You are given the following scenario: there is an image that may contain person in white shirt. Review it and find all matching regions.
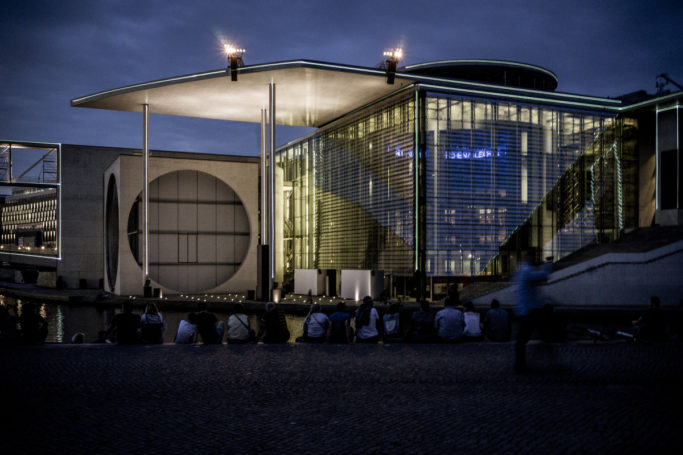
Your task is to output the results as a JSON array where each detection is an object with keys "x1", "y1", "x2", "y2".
[
  {"x1": 462, "y1": 301, "x2": 483, "y2": 341},
  {"x1": 227, "y1": 303, "x2": 252, "y2": 344},
  {"x1": 356, "y1": 296, "x2": 382, "y2": 343},
  {"x1": 301, "y1": 304, "x2": 329, "y2": 342}
]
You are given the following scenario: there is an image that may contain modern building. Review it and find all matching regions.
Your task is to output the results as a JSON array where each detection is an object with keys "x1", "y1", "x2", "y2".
[
  {"x1": 3, "y1": 57, "x2": 681, "y2": 302},
  {"x1": 0, "y1": 142, "x2": 259, "y2": 296}
]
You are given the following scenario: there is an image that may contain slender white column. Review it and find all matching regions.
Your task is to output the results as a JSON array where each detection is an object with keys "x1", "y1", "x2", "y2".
[
  {"x1": 260, "y1": 109, "x2": 267, "y2": 243},
  {"x1": 268, "y1": 82, "x2": 276, "y2": 295},
  {"x1": 142, "y1": 104, "x2": 149, "y2": 282}
]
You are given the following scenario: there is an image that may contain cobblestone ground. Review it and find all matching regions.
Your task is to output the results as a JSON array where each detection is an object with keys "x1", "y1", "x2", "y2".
[{"x1": 1, "y1": 342, "x2": 682, "y2": 455}]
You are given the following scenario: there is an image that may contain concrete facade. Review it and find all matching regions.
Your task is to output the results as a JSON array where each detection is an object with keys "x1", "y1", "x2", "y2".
[
  {"x1": 105, "y1": 152, "x2": 259, "y2": 296},
  {"x1": 472, "y1": 240, "x2": 683, "y2": 308}
]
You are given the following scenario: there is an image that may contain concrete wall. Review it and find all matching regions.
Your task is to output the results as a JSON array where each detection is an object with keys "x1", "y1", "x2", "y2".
[
  {"x1": 57, "y1": 145, "x2": 125, "y2": 289},
  {"x1": 109, "y1": 154, "x2": 259, "y2": 296},
  {"x1": 473, "y1": 240, "x2": 683, "y2": 308}
]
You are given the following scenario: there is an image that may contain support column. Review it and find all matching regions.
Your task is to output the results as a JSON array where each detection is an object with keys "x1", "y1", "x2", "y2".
[
  {"x1": 142, "y1": 104, "x2": 150, "y2": 287},
  {"x1": 261, "y1": 109, "x2": 267, "y2": 243},
  {"x1": 268, "y1": 82, "x2": 276, "y2": 297},
  {"x1": 257, "y1": 109, "x2": 270, "y2": 301}
]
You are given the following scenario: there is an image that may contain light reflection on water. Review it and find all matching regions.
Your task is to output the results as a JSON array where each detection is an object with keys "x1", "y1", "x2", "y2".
[{"x1": 0, "y1": 295, "x2": 305, "y2": 344}]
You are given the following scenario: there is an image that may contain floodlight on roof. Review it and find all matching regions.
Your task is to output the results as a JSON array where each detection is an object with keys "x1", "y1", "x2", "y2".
[
  {"x1": 224, "y1": 44, "x2": 245, "y2": 81},
  {"x1": 383, "y1": 48, "x2": 402, "y2": 84}
]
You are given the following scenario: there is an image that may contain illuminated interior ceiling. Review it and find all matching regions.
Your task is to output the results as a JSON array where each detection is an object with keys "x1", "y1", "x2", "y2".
[{"x1": 71, "y1": 60, "x2": 414, "y2": 127}]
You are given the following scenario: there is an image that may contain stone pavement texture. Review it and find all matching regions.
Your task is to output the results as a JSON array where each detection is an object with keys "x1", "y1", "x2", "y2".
[{"x1": 1, "y1": 342, "x2": 682, "y2": 455}]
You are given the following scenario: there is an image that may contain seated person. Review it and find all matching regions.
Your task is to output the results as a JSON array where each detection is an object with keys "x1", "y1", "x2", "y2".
[
  {"x1": 408, "y1": 300, "x2": 436, "y2": 342},
  {"x1": 435, "y1": 296, "x2": 464, "y2": 342},
  {"x1": 327, "y1": 302, "x2": 352, "y2": 343},
  {"x1": 355, "y1": 296, "x2": 382, "y2": 343},
  {"x1": 462, "y1": 301, "x2": 483, "y2": 341},
  {"x1": 105, "y1": 301, "x2": 140, "y2": 345},
  {"x1": 300, "y1": 303, "x2": 329, "y2": 342},
  {"x1": 482, "y1": 299, "x2": 511, "y2": 342},
  {"x1": 140, "y1": 303, "x2": 166, "y2": 344},
  {"x1": 383, "y1": 302, "x2": 404, "y2": 342},
  {"x1": 258, "y1": 303, "x2": 290, "y2": 343},
  {"x1": 227, "y1": 303, "x2": 252, "y2": 344},
  {"x1": 195, "y1": 302, "x2": 224, "y2": 344},
  {"x1": 174, "y1": 312, "x2": 198, "y2": 344}
]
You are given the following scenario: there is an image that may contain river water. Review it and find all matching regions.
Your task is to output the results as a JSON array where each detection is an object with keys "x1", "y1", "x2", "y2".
[{"x1": 0, "y1": 294, "x2": 306, "y2": 343}]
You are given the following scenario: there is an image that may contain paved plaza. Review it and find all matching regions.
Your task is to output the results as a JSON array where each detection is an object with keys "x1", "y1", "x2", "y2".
[{"x1": 2, "y1": 341, "x2": 682, "y2": 454}]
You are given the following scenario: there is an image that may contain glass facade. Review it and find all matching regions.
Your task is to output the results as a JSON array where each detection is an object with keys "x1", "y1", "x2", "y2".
[
  {"x1": 278, "y1": 92, "x2": 416, "y2": 281},
  {"x1": 424, "y1": 92, "x2": 637, "y2": 276},
  {"x1": 278, "y1": 87, "x2": 638, "y2": 282}
]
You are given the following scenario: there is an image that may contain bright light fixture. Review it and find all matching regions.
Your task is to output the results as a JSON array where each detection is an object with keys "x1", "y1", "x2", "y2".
[
  {"x1": 383, "y1": 48, "x2": 403, "y2": 60},
  {"x1": 223, "y1": 44, "x2": 245, "y2": 57}
]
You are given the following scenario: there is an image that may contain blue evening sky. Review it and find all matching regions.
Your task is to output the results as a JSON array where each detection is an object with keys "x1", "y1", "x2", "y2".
[{"x1": 1, "y1": 0, "x2": 682, "y2": 156}]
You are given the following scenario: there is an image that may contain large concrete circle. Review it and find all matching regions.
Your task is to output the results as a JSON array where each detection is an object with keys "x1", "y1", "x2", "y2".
[{"x1": 127, "y1": 170, "x2": 250, "y2": 293}]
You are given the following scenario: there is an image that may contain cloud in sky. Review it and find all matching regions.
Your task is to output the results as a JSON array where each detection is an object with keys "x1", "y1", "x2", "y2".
[{"x1": 1, "y1": 0, "x2": 682, "y2": 155}]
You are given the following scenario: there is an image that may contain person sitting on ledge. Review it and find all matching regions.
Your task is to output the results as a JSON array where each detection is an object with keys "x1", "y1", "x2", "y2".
[
  {"x1": 105, "y1": 301, "x2": 140, "y2": 345},
  {"x1": 140, "y1": 303, "x2": 166, "y2": 344},
  {"x1": 462, "y1": 301, "x2": 483, "y2": 341},
  {"x1": 383, "y1": 301, "x2": 404, "y2": 342},
  {"x1": 355, "y1": 296, "x2": 382, "y2": 343},
  {"x1": 435, "y1": 296, "x2": 465, "y2": 342},
  {"x1": 258, "y1": 302, "x2": 290, "y2": 343},
  {"x1": 299, "y1": 303, "x2": 329, "y2": 343},
  {"x1": 482, "y1": 299, "x2": 511, "y2": 342},
  {"x1": 407, "y1": 300, "x2": 436, "y2": 342},
  {"x1": 327, "y1": 302, "x2": 352, "y2": 344},
  {"x1": 174, "y1": 312, "x2": 198, "y2": 344},
  {"x1": 195, "y1": 302, "x2": 224, "y2": 344},
  {"x1": 227, "y1": 303, "x2": 252, "y2": 344}
]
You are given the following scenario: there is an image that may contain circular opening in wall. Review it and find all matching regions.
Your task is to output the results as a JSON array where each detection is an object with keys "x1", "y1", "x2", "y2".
[
  {"x1": 105, "y1": 175, "x2": 119, "y2": 290},
  {"x1": 127, "y1": 170, "x2": 251, "y2": 294}
]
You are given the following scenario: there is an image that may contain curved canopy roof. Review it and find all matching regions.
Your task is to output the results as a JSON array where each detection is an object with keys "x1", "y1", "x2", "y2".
[
  {"x1": 71, "y1": 60, "x2": 414, "y2": 128},
  {"x1": 72, "y1": 59, "x2": 622, "y2": 126}
]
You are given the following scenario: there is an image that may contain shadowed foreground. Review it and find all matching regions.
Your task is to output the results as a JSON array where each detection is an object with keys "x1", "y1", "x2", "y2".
[{"x1": 1, "y1": 342, "x2": 682, "y2": 454}]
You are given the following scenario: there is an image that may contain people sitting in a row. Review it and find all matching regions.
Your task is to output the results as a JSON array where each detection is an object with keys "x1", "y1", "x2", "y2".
[
  {"x1": 101, "y1": 297, "x2": 514, "y2": 345},
  {"x1": 175, "y1": 303, "x2": 255, "y2": 344}
]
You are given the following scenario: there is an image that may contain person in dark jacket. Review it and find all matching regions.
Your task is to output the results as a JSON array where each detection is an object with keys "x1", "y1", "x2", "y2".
[{"x1": 258, "y1": 303, "x2": 290, "y2": 343}]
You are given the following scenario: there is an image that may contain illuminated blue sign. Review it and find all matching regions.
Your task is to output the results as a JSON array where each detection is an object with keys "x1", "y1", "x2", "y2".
[{"x1": 444, "y1": 147, "x2": 506, "y2": 160}]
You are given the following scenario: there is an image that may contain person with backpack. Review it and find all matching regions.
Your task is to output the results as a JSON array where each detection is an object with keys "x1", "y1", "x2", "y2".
[
  {"x1": 355, "y1": 296, "x2": 382, "y2": 343},
  {"x1": 140, "y1": 303, "x2": 166, "y2": 344},
  {"x1": 300, "y1": 303, "x2": 329, "y2": 343},
  {"x1": 227, "y1": 303, "x2": 253, "y2": 344}
]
